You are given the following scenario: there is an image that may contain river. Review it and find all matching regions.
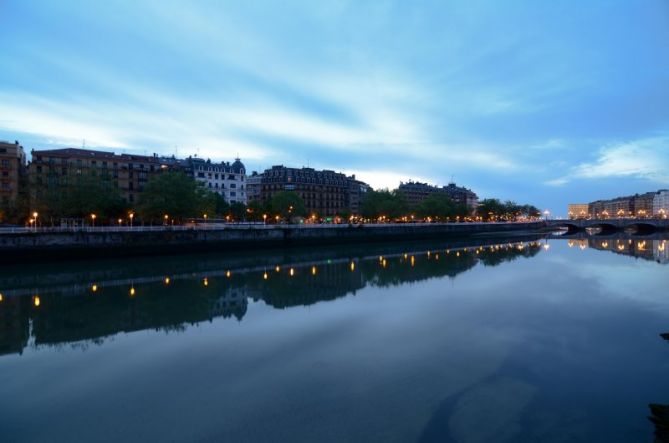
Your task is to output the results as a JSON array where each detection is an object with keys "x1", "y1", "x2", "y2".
[{"x1": 1, "y1": 234, "x2": 668, "y2": 442}]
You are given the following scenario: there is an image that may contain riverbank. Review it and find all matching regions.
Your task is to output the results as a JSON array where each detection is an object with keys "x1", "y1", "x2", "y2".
[{"x1": 0, "y1": 221, "x2": 547, "y2": 262}]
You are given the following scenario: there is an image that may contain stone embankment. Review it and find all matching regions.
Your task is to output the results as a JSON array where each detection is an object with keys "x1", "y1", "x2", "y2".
[{"x1": 0, "y1": 221, "x2": 547, "y2": 261}]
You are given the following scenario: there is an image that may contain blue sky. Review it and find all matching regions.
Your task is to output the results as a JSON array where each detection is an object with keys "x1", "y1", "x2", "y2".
[{"x1": 1, "y1": 0, "x2": 668, "y2": 215}]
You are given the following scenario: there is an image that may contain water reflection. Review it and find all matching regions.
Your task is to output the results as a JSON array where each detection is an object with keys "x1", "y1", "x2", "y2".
[
  {"x1": 566, "y1": 237, "x2": 669, "y2": 263},
  {"x1": 1, "y1": 234, "x2": 669, "y2": 442},
  {"x1": 0, "y1": 237, "x2": 544, "y2": 357}
]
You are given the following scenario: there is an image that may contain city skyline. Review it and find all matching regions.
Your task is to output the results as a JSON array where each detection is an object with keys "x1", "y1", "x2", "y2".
[{"x1": 1, "y1": 1, "x2": 668, "y2": 215}]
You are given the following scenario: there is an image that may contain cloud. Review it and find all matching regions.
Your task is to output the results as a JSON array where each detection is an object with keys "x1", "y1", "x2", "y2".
[{"x1": 545, "y1": 136, "x2": 669, "y2": 186}]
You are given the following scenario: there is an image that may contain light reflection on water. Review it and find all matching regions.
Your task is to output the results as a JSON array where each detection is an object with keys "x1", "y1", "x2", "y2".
[{"x1": 0, "y1": 234, "x2": 668, "y2": 443}]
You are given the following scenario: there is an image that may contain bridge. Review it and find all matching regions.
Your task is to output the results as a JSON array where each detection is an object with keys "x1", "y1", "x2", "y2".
[{"x1": 547, "y1": 218, "x2": 669, "y2": 234}]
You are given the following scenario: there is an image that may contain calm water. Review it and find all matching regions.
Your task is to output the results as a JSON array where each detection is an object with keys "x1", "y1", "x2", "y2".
[{"x1": 1, "y1": 234, "x2": 668, "y2": 443}]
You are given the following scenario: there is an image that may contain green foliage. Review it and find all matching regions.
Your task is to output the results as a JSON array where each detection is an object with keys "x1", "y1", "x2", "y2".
[
  {"x1": 361, "y1": 189, "x2": 408, "y2": 219},
  {"x1": 228, "y1": 202, "x2": 248, "y2": 220},
  {"x1": 268, "y1": 191, "x2": 306, "y2": 220},
  {"x1": 137, "y1": 171, "x2": 209, "y2": 222},
  {"x1": 417, "y1": 194, "x2": 457, "y2": 219},
  {"x1": 477, "y1": 198, "x2": 541, "y2": 221},
  {"x1": 32, "y1": 171, "x2": 127, "y2": 222}
]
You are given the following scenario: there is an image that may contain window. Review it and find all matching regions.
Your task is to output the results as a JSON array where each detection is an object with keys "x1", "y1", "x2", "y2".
[
  {"x1": 215, "y1": 173, "x2": 219, "y2": 180},
  {"x1": 228, "y1": 174, "x2": 235, "y2": 179},
  {"x1": 197, "y1": 172, "x2": 205, "y2": 178},
  {"x1": 230, "y1": 183, "x2": 236, "y2": 188},
  {"x1": 1, "y1": 160, "x2": 9, "y2": 168},
  {"x1": 230, "y1": 191, "x2": 236, "y2": 197}
]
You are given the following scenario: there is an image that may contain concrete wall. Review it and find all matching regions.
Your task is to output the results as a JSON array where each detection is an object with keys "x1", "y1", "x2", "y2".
[{"x1": 0, "y1": 222, "x2": 546, "y2": 261}]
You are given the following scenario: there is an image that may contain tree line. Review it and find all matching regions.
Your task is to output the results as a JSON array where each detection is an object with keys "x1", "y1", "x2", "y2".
[{"x1": 0, "y1": 170, "x2": 541, "y2": 225}]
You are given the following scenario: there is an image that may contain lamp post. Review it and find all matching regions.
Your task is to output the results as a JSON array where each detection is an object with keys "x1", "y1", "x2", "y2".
[
  {"x1": 164, "y1": 214, "x2": 168, "y2": 226},
  {"x1": 263, "y1": 214, "x2": 267, "y2": 225},
  {"x1": 32, "y1": 212, "x2": 38, "y2": 230},
  {"x1": 543, "y1": 209, "x2": 550, "y2": 221},
  {"x1": 203, "y1": 213, "x2": 208, "y2": 228},
  {"x1": 90, "y1": 213, "x2": 97, "y2": 228},
  {"x1": 129, "y1": 212, "x2": 134, "y2": 228}
]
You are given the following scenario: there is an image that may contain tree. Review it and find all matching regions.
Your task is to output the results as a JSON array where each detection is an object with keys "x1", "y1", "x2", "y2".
[
  {"x1": 30, "y1": 171, "x2": 127, "y2": 223},
  {"x1": 268, "y1": 191, "x2": 306, "y2": 220},
  {"x1": 417, "y1": 194, "x2": 457, "y2": 219},
  {"x1": 137, "y1": 171, "x2": 207, "y2": 222},
  {"x1": 477, "y1": 198, "x2": 505, "y2": 221},
  {"x1": 361, "y1": 190, "x2": 408, "y2": 220},
  {"x1": 228, "y1": 202, "x2": 248, "y2": 221}
]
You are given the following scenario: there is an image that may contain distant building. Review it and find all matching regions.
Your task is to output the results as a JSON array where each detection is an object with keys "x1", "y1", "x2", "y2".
[
  {"x1": 246, "y1": 171, "x2": 263, "y2": 203},
  {"x1": 260, "y1": 165, "x2": 368, "y2": 217},
  {"x1": 347, "y1": 176, "x2": 371, "y2": 216},
  {"x1": 28, "y1": 148, "x2": 180, "y2": 205},
  {"x1": 442, "y1": 182, "x2": 479, "y2": 209},
  {"x1": 568, "y1": 204, "x2": 589, "y2": 219},
  {"x1": 397, "y1": 180, "x2": 478, "y2": 210},
  {"x1": 0, "y1": 140, "x2": 27, "y2": 205},
  {"x1": 653, "y1": 190, "x2": 669, "y2": 218},
  {"x1": 188, "y1": 157, "x2": 246, "y2": 204},
  {"x1": 587, "y1": 191, "x2": 662, "y2": 218}
]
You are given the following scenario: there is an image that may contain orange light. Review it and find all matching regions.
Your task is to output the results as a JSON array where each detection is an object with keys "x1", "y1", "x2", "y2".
[
  {"x1": 350, "y1": 261, "x2": 355, "y2": 271},
  {"x1": 164, "y1": 277, "x2": 171, "y2": 285},
  {"x1": 311, "y1": 266, "x2": 317, "y2": 275},
  {"x1": 203, "y1": 278, "x2": 209, "y2": 286},
  {"x1": 33, "y1": 296, "x2": 40, "y2": 307},
  {"x1": 129, "y1": 287, "x2": 136, "y2": 296},
  {"x1": 226, "y1": 270, "x2": 231, "y2": 278},
  {"x1": 91, "y1": 284, "x2": 98, "y2": 293},
  {"x1": 289, "y1": 268, "x2": 295, "y2": 277},
  {"x1": 0, "y1": 293, "x2": 4, "y2": 302},
  {"x1": 275, "y1": 265, "x2": 280, "y2": 272},
  {"x1": 263, "y1": 272, "x2": 269, "y2": 280}
]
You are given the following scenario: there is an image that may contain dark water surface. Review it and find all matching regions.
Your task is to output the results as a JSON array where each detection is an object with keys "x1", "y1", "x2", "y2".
[{"x1": 1, "y1": 235, "x2": 668, "y2": 442}]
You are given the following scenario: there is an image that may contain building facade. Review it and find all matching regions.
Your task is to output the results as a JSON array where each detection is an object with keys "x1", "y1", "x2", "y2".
[
  {"x1": 246, "y1": 172, "x2": 263, "y2": 203},
  {"x1": 568, "y1": 204, "x2": 589, "y2": 219},
  {"x1": 260, "y1": 165, "x2": 367, "y2": 217},
  {"x1": 0, "y1": 140, "x2": 27, "y2": 205},
  {"x1": 188, "y1": 157, "x2": 246, "y2": 205},
  {"x1": 28, "y1": 148, "x2": 179, "y2": 206},
  {"x1": 397, "y1": 181, "x2": 478, "y2": 210},
  {"x1": 653, "y1": 190, "x2": 669, "y2": 217},
  {"x1": 347, "y1": 175, "x2": 371, "y2": 217},
  {"x1": 587, "y1": 191, "x2": 662, "y2": 218}
]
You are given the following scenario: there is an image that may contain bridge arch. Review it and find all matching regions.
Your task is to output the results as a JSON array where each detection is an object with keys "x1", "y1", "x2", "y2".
[
  {"x1": 625, "y1": 222, "x2": 658, "y2": 234},
  {"x1": 588, "y1": 223, "x2": 618, "y2": 235}
]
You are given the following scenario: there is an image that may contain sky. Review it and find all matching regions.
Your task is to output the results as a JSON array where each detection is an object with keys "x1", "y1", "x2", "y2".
[{"x1": 1, "y1": 0, "x2": 668, "y2": 215}]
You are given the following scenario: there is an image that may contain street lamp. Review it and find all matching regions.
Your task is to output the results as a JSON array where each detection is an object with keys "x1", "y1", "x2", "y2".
[
  {"x1": 129, "y1": 212, "x2": 134, "y2": 227},
  {"x1": 90, "y1": 213, "x2": 97, "y2": 227},
  {"x1": 262, "y1": 214, "x2": 267, "y2": 225},
  {"x1": 543, "y1": 210, "x2": 550, "y2": 220},
  {"x1": 32, "y1": 211, "x2": 38, "y2": 229},
  {"x1": 203, "y1": 213, "x2": 208, "y2": 227},
  {"x1": 164, "y1": 214, "x2": 169, "y2": 225}
]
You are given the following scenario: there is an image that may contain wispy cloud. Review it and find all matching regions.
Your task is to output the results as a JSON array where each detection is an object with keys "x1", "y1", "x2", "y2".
[{"x1": 546, "y1": 136, "x2": 669, "y2": 186}]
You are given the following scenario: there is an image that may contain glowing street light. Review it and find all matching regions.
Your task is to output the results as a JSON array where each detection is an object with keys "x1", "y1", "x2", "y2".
[
  {"x1": 90, "y1": 213, "x2": 97, "y2": 227},
  {"x1": 129, "y1": 212, "x2": 134, "y2": 227}
]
